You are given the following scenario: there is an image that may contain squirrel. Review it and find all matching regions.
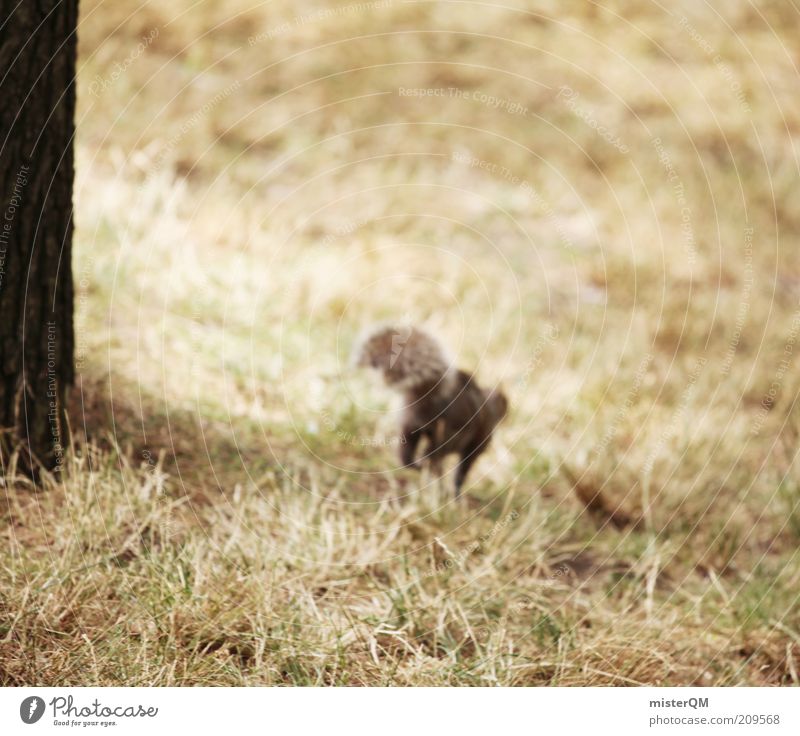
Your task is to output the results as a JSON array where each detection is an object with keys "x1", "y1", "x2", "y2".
[{"x1": 353, "y1": 325, "x2": 508, "y2": 496}]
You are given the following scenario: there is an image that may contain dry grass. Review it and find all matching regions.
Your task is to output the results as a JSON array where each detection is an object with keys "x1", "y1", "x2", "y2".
[{"x1": 2, "y1": 0, "x2": 800, "y2": 685}]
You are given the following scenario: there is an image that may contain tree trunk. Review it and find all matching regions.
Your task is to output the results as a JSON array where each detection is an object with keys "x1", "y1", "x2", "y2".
[{"x1": 0, "y1": 0, "x2": 77, "y2": 476}]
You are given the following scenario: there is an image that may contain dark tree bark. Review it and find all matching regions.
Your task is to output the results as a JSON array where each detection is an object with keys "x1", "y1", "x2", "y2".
[{"x1": 0, "y1": 0, "x2": 77, "y2": 475}]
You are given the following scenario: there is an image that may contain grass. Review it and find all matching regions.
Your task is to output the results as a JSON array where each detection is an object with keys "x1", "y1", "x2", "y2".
[{"x1": 2, "y1": 0, "x2": 800, "y2": 685}]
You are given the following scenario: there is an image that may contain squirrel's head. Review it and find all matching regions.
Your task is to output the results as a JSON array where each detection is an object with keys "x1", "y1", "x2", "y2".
[{"x1": 353, "y1": 324, "x2": 454, "y2": 391}]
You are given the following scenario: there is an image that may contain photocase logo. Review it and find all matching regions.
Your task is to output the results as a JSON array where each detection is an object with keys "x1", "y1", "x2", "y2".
[
  {"x1": 20, "y1": 696, "x2": 45, "y2": 724},
  {"x1": 389, "y1": 316, "x2": 414, "y2": 368},
  {"x1": 389, "y1": 325, "x2": 412, "y2": 368}
]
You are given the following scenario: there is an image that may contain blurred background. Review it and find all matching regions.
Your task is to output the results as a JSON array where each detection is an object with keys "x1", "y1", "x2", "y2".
[{"x1": 3, "y1": 0, "x2": 799, "y2": 685}]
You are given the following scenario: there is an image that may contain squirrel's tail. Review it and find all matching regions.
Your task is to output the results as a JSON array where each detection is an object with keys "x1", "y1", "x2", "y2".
[{"x1": 352, "y1": 324, "x2": 455, "y2": 391}]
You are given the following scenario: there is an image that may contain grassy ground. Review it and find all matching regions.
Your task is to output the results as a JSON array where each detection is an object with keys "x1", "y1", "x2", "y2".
[{"x1": 2, "y1": 0, "x2": 800, "y2": 685}]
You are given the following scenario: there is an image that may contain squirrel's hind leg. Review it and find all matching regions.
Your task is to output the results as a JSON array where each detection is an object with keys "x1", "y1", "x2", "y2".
[{"x1": 454, "y1": 440, "x2": 489, "y2": 498}]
